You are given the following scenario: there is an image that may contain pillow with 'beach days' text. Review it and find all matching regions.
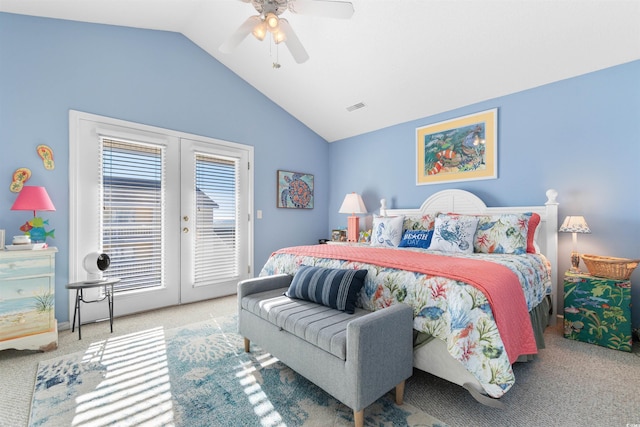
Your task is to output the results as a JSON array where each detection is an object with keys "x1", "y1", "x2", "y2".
[{"x1": 399, "y1": 229, "x2": 433, "y2": 249}]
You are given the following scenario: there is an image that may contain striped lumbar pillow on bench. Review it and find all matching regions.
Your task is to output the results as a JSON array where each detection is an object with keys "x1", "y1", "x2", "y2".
[{"x1": 285, "y1": 265, "x2": 367, "y2": 314}]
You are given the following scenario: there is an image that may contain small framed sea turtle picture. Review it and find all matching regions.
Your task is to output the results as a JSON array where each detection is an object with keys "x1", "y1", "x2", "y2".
[{"x1": 277, "y1": 170, "x2": 314, "y2": 209}]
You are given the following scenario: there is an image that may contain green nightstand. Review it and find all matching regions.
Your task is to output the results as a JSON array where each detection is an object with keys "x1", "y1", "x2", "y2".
[{"x1": 563, "y1": 271, "x2": 632, "y2": 352}]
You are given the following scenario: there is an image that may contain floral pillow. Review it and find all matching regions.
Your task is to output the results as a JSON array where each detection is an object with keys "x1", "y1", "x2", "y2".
[
  {"x1": 371, "y1": 215, "x2": 405, "y2": 247},
  {"x1": 474, "y1": 213, "x2": 530, "y2": 254},
  {"x1": 403, "y1": 214, "x2": 438, "y2": 232},
  {"x1": 428, "y1": 213, "x2": 478, "y2": 254}
]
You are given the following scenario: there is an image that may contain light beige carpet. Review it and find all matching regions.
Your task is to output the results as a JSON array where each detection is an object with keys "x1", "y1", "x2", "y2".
[
  {"x1": 29, "y1": 315, "x2": 445, "y2": 426},
  {"x1": 2, "y1": 295, "x2": 639, "y2": 427}
]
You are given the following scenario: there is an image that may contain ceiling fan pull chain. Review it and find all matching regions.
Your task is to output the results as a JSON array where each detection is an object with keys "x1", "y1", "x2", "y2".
[{"x1": 272, "y1": 32, "x2": 281, "y2": 69}]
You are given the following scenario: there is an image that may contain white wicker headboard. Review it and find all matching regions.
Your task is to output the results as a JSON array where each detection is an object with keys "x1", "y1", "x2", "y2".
[{"x1": 382, "y1": 189, "x2": 560, "y2": 324}]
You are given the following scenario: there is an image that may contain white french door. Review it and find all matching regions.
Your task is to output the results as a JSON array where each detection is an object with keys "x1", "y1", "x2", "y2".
[
  {"x1": 180, "y1": 138, "x2": 251, "y2": 303},
  {"x1": 69, "y1": 111, "x2": 253, "y2": 324}
]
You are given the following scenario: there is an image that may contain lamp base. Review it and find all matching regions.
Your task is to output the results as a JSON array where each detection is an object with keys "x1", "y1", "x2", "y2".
[
  {"x1": 570, "y1": 251, "x2": 581, "y2": 273},
  {"x1": 347, "y1": 216, "x2": 360, "y2": 242}
]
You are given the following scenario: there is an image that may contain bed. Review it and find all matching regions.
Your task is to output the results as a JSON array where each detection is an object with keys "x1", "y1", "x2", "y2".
[{"x1": 259, "y1": 189, "x2": 559, "y2": 405}]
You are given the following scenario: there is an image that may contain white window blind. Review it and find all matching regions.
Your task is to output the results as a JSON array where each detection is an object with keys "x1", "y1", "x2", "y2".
[
  {"x1": 194, "y1": 153, "x2": 239, "y2": 286},
  {"x1": 100, "y1": 138, "x2": 165, "y2": 293}
]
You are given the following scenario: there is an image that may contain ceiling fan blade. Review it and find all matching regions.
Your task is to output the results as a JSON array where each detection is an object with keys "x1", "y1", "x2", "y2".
[
  {"x1": 278, "y1": 19, "x2": 310, "y2": 64},
  {"x1": 219, "y1": 15, "x2": 261, "y2": 54},
  {"x1": 289, "y1": 0, "x2": 354, "y2": 19}
]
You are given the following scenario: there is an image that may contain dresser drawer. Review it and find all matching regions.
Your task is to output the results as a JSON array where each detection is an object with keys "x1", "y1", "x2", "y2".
[
  {"x1": 0, "y1": 248, "x2": 58, "y2": 351},
  {"x1": 0, "y1": 254, "x2": 55, "y2": 278}
]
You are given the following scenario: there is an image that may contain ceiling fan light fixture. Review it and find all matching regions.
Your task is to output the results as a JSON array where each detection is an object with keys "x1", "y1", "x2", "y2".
[
  {"x1": 265, "y1": 12, "x2": 280, "y2": 32},
  {"x1": 273, "y1": 29, "x2": 287, "y2": 44},
  {"x1": 220, "y1": 0, "x2": 353, "y2": 65},
  {"x1": 252, "y1": 20, "x2": 267, "y2": 41}
]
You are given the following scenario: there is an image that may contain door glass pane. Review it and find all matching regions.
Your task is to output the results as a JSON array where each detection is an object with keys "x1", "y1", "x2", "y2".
[
  {"x1": 101, "y1": 138, "x2": 165, "y2": 292},
  {"x1": 194, "y1": 153, "x2": 239, "y2": 286}
]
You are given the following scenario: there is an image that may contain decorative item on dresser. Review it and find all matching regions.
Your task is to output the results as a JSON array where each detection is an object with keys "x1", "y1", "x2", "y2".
[
  {"x1": 581, "y1": 254, "x2": 639, "y2": 281},
  {"x1": 331, "y1": 229, "x2": 347, "y2": 242},
  {"x1": 0, "y1": 247, "x2": 58, "y2": 352},
  {"x1": 10, "y1": 185, "x2": 56, "y2": 243},
  {"x1": 338, "y1": 192, "x2": 367, "y2": 242},
  {"x1": 558, "y1": 215, "x2": 591, "y2": 273}
]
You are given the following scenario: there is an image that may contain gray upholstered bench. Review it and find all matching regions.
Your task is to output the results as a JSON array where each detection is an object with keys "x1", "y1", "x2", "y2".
[{"x1": 238, "y1": 273, "x2": 413, "y2": 427}]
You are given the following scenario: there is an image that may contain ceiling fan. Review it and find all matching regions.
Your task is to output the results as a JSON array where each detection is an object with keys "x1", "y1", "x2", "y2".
[{"x1": 220, "y1": 0, "x2": 354, "y2": 64}]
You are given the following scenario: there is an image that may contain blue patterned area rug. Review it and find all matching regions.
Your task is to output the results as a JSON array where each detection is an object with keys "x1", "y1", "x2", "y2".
[{"x1": 29, "y1": 316, "x2": 446, "y2": 426}]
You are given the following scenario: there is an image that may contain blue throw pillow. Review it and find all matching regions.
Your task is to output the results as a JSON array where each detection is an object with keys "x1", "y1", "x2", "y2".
[
  {"x1": 398, "y1": 229, "x2": 433, "y2": 249},
  {"x1": 285, "y1": 265, "x2": 367, "y2": 314}
]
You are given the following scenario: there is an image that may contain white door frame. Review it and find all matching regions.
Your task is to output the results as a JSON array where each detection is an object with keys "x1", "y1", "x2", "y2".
[
  {"x1": 179, "y1": 138, "x2": 253, "y2": 303},
  {"x1": 69, "y1": 110, "x2": 253, "y2": 324}
]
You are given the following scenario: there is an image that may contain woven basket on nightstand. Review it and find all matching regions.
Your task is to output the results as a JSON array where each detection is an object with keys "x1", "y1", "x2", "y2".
[{"x1": 581, "y1": 254, "x2": 640, "y2": 280}]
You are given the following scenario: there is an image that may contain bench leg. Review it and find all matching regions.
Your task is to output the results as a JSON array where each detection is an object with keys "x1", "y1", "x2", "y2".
[
  {"x1": 244, "y1": 337, "x2": 250, "y2": 353},
  {"x1": 395, "y1": 380, "x2": 405, "y2": 405},
  {"x1": 354, "y1": 409, "x2": 364, "y2": 427}
]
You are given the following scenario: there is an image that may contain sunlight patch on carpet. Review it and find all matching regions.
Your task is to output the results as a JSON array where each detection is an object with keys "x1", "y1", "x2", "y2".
[
  {"x1": 237, "y1": 354, "x2": 285, "y2": 426},
  {"x1": 44, "y1": 326, "x2": 176, "y2": 426}
]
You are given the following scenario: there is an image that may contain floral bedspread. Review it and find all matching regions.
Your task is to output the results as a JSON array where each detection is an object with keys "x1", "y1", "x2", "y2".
[{"x1": 259, "y1": 246, "x2": 552, "y2": 398}]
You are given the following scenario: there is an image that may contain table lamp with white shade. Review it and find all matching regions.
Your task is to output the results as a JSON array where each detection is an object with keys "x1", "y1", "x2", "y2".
[
  {"x1": 559, "y1": 215, "x2": 591, "y2": 273},
  {"x1": 339, "y1": 192, "x2": 367, "y2": 242}
]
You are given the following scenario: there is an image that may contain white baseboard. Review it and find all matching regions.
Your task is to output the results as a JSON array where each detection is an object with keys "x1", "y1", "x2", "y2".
[{"x1": 58, "y1": 321, "x2": 71, "y2": 331}]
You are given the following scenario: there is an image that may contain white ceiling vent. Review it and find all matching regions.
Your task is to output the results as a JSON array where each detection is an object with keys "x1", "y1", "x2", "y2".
[{"x1": 346, "y1": 102, "x2": 365, "y2": 112}]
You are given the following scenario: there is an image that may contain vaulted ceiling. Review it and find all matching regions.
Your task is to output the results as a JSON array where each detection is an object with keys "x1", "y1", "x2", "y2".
[{"x1": 2, "y1": 0, "x2": 639, "y2": 142}]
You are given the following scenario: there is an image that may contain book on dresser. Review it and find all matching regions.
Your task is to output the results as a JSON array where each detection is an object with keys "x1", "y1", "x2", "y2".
[{"x1": 0, "y1": 247, "x2": 58, "y2": 352}]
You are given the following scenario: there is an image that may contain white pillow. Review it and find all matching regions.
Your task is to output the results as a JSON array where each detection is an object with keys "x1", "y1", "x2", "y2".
[
  {"x1": 370, "y1": 215, "x2": 405, "y2": 247},
  {"x1": 428, "y1": 213, "x2": 479, "y2": 254}
]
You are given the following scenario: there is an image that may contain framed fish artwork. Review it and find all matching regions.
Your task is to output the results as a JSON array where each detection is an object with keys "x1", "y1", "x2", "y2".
[{"x1": 416, "y1": 108, "x2": 498, "y2": 185}]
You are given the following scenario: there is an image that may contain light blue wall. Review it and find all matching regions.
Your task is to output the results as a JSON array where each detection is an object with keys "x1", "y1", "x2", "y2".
[
  {"x1": 0, "y1": 13, "x2": 330, "y2": 323},
  {"x1": 2, "y1": 12, "x2": 639, "y2": 331},
  {"x1": 329, "y1": 60, "x2": 640, "y2": 329}
]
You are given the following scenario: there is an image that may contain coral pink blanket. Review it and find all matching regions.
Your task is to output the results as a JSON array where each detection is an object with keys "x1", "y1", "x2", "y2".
[{"x1": 274, "y1": 245, "x2": 537, "y2": 363}]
